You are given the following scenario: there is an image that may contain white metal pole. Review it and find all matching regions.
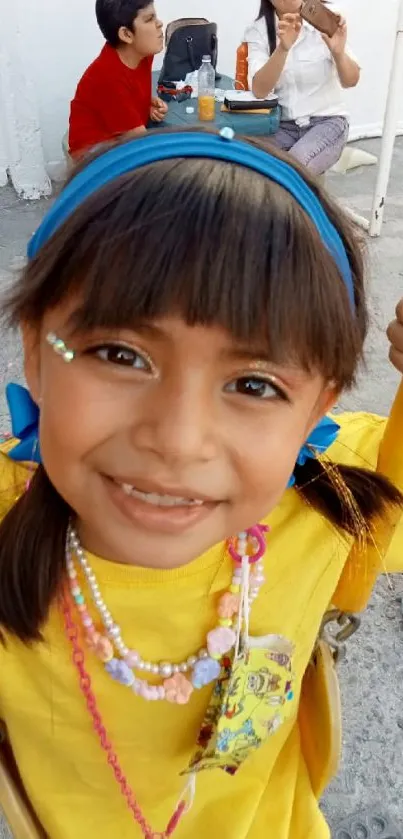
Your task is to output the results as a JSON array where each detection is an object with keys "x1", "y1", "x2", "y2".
[{"x1": 368, "y1": 0, "x2": 403, "y2": 236}]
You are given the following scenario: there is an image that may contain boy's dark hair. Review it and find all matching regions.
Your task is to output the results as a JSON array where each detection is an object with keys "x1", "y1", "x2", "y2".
[
  {"x1": 95, "y1": 0, "x2": 152, "y2": 47},
  {"x1": 0, "y1": 129, "x2": 401, "y2": 643}
]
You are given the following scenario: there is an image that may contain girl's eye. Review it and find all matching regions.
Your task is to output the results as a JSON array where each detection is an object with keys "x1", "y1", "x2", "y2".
[
  {"x1": 225, "y1": 376, "x2": 287, "y2": 401},
  {"x1": 89, "y1": 345, "x2": 152, "y2": 371}
]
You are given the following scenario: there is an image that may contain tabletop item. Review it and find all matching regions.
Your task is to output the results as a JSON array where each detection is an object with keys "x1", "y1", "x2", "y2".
[
  {"x1": 158, "y1": 18, "x2": 219, "y2": 85},
  {"x1": 153, "y1": 72, "x2": 281, "y2": 136},
  {"x1": 224, "y1": 90, "x2": 279, "y2": 111},
  {"x1": 221, "y1": 106, "x2": 273, "y2": 115},
  {"x1": 198, "y1": 55, "x2": 216, "y2": 121},
  {"x1": 157, "y1": 82, "x2": 193, "y2": 103},
  {"x1": 236, "y1": 43, "x2": 249, "y2": 91}
]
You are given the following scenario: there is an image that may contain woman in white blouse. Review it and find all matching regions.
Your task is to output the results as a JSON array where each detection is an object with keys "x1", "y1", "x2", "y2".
[{"x1": 245, "y1": 0, "x2": 360, "y2": 174}]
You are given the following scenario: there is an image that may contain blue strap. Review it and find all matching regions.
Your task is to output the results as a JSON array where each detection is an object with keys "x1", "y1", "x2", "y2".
[{"x1": 27, "y1": 132, "x2": 354, "y2": 309}]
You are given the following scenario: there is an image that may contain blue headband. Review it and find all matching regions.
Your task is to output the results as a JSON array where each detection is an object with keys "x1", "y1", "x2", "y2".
[{"x1": 27, "y1": 131, "x2": 354, "y2": 309}]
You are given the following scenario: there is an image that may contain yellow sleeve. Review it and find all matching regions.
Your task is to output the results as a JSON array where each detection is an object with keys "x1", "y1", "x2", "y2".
[{"x1": 383, "y1": 519, "x2": 403, "y2": 573}]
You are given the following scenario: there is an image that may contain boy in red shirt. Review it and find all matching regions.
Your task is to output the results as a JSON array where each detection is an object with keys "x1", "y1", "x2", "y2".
[{"x1": 69, "y1": 0, "x2": 167, "y2": 157}]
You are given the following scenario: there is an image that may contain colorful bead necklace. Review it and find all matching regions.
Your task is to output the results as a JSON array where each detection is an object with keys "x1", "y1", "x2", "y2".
[
  {"x1": 64, "y1": 523, "x2": 269, "y2": 837},
  {"x1": 64, "y1": 523, "x2": 268, "y2": 837},
  {"x1": 66, "y1": 524, "x2": 267, "y2": 704}
]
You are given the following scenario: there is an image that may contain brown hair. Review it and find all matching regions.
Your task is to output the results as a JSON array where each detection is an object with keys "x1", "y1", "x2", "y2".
[
  {"x1": 258, "y1": 0, "x2": 277, "y2": 54},
  {"x1": 0, "y1": 131, "x2": 401, "y2": 642}
]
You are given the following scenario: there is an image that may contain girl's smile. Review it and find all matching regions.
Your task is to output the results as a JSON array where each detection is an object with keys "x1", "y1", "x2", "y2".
[{"x1": 106, "y1": 475, "x2": 220, "y2": 534}]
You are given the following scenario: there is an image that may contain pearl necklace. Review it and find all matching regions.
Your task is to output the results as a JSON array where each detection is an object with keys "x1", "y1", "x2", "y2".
[{"x1": 66, "y1": 524, "x2": 267, "y2": 704}]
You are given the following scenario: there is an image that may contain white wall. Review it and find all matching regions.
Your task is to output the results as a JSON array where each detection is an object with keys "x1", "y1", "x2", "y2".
[
  {"x1": 0, "y1": 0, "x2": 51, "y2": 196},
  {"x1": 5, "y1": 0, "x2": 403, "y2": 169}
]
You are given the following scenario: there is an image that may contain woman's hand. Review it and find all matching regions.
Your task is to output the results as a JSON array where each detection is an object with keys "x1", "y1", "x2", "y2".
[
  {"x1": 323, "y1": 17, "x2": 360, "y2": 87},
  {"x1": 322, "y1": 17, "x2": 348, "y2": 57},
  {"x1": 387, "y1": 299, "x2": 403, "y2": 375},
  {"x1": 251, "y1": 14, "x2": 300, "y2": 98},
  {"x1": 278, "y1": 13, "x2": 302, "y2": 52},
  {"x1": 150, "y1": 97, "x2": 168, "y2": 123}
]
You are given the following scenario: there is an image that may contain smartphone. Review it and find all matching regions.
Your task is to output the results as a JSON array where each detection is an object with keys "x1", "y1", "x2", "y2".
[{"x1": 300, "y1": 0, "x2": 341, "y2": 37}]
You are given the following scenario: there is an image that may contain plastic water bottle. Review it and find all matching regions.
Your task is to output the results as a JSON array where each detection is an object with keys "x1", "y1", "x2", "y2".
[{"x1": 198, "y1": 55, "x2": 215, "y2": 122}]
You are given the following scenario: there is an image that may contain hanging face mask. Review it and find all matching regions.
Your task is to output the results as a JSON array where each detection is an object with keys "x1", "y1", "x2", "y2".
[{"x1": 185, "y1": 634, "x2": 295, "y2": 775}]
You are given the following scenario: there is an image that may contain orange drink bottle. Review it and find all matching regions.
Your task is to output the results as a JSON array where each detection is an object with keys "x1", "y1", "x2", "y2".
[{"x1": 198, "y1": 55, "x2": 215, "y2": 122}]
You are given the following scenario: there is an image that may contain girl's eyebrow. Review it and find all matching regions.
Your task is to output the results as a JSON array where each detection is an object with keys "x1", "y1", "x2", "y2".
[
  {"x1": 61, "y1": 317, "x2": 303, "y2": 376},
  {"x1": 223, "y1": 347, "x2": 303, "y2": 374},
  {"x1": 62, "y1": 317, "x2": 163, "y2": 340},
  {"x1": 224, "y1": 347, "x2": 278, "y2": 365}
]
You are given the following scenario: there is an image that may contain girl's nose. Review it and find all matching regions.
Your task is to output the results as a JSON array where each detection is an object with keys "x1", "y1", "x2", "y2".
[{"x1": 133, "y1": 386, "x2": 218, "y2": 466}]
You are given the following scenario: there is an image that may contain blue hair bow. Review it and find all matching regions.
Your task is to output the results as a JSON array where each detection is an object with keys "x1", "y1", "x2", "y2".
[
  {"x1": 5, "y1": 383, "x2": 339, "y2": 482},
  {"x1": 6, "y1": 383, "x2": 41, "y2": 464},
  {"x1": 287, "y1": 415, "x2": 340, "y2": 487}
]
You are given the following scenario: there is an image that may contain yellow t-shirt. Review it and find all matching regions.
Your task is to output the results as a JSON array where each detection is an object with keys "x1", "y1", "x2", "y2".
[{"x1": 0, "y1": 412, "x2": 401, "y2": 839}]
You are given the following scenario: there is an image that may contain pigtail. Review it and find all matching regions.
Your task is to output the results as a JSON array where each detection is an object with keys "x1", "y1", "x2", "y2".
[
  {"x1": 294, "y1": 459, "x2": 403, "y2": 536},
  {"x1": 0, "y1": 467, "x2": 69, "y2": 643}
]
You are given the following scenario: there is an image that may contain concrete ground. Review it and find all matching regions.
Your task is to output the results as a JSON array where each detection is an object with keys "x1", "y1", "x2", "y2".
[{"x1": 0, "y1": 138, "x2": 402, "y2": 837}]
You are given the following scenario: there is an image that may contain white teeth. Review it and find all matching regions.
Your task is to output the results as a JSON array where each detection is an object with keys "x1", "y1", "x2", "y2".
[{"x1": 118, "y1": 483, "x2": 204, "y2": 507}]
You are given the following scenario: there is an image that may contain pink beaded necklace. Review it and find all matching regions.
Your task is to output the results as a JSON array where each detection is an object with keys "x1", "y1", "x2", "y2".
[
  {"x1": 63, "y1": 524, "x2": 268, "y2": 837},
  {"x1": 63, "y1": 596, "x2": 187, "y2": 839}
]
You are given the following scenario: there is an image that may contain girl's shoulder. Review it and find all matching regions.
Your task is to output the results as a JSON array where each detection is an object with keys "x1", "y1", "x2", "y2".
[{"x1": 0, "y1": 439, "x2": 31, "y2": 521}]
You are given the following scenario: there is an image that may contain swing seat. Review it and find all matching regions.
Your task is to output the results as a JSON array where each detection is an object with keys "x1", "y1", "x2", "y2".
[{"x1": 0, "y1": 721, "x2": 46, "y2": 839}]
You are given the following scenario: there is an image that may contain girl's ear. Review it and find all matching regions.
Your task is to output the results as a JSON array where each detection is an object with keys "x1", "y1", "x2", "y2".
[
  {"x1": 21, "y1": 322, "x2": 42, "y2": 404},
  {"x1": 320, "y1": 383, "x2": 339, "y2": 416},
  {"x1": 307, "y1": 383, "x2": 339, "y2": 436}
]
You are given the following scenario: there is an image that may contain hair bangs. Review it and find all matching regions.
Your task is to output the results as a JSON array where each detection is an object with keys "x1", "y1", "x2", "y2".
[{"x1": 8, "y1": 155, "x2": 362, "y2": 388}]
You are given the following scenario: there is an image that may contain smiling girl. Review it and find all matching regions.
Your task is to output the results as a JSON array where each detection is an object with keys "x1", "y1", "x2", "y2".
[{"x1": 0, "y1": 129, "x2": 402, "y2": 839}]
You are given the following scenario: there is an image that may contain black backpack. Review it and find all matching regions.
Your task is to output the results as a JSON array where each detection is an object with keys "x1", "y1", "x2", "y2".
[{"x1": 158, "y1": 18, "x2": 220, "y2": 85}]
